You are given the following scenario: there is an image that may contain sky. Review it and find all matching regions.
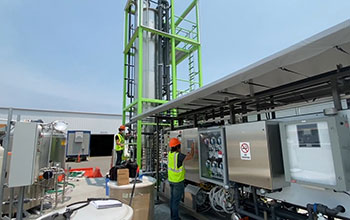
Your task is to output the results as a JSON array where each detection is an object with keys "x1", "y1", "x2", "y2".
[{"x1": 1, "y1": 0, "x2": 350, "y2": 114}]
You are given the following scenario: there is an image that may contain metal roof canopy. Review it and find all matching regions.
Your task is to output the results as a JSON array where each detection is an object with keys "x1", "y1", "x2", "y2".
[{"x1": 131, "y1": 20, "x2": 350, "y2": 123}]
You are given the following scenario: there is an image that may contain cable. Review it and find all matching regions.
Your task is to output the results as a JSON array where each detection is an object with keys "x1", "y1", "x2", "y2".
[
  {"x1": 129, "y1": 167, "x2": 140, "y2": 206},
  {"x1": 333, "y1": 190, "x2": 350, "y2": 198},
  {"x1": 209, "y1": 186, "x2": 235, "y2": 214}
]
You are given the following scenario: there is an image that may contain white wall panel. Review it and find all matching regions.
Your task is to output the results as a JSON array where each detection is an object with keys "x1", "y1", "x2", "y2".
[{"x1": 0, "y1": 108, "x2": 122, "y2": 134}]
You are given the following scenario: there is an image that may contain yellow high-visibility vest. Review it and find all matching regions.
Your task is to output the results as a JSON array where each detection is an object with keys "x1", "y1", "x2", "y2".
[
  {"x1": 115, "y1": 133, "x2": 125, "y2": 151},
  {"x1": 167, "y1": 151, "x2": 185, "y2": 183}
]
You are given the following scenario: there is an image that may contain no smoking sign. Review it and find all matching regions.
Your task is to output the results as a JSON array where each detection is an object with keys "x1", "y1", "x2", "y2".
[{"x1": 240, "y1": 142, "x2": 251, "y2": 160}]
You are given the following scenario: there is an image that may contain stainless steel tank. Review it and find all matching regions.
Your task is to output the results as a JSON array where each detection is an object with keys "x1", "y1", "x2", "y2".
[
  {"x1": 134, "y1": 5, "x2": 157, "y2": 105},
  {"x1": 38, "y1": 132, "x2": 66, "y2": 169},
  {"x1": 134, "y1": 4, "x2": 158, "y2": 171}
]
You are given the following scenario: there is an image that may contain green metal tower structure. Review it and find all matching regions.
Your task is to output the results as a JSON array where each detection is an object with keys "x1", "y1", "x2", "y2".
[{"x1": 122, "y1": 0, "x2": 203, "y2": 168}]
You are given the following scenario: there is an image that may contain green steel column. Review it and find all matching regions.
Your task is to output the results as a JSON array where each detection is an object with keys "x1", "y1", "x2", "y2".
[
  {"x1": 195, "y1": 2, "x2": 203, "y2": 87},
  {"x1": 122, "y1": 9, "x2": 129, "y2": 125},
  {"x1": 137, "y1": 120, "x2": 142, "y2": 166},
  {"x1": 137, "y1": 26, "x2": 143, "y2": 167},
  {"x1": 170, "y1": 0, "x2": 177, "y2": 99}
]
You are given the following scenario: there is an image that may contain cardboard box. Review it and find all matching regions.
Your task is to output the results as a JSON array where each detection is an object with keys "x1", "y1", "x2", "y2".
[{"x1": 117, "y1": 169, "x2": 129, "y2": 186}]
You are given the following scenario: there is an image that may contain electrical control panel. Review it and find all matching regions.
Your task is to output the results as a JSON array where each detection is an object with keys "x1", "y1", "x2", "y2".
[
  {"x1": 9, "y1": 122, "x2": 40, "y2": 187},
  {"x1": 279, "y1": 115, "x2": 350, "y2": 191},
  {"x1": 226, "y1": 121, "x2": 286, "y2": 190},
  {"x1": 66, "y1": 130, "x2": 91, "y2": 157},
  {"x1": 198, "y1": 127, "x2": 228, "y2": 186}
]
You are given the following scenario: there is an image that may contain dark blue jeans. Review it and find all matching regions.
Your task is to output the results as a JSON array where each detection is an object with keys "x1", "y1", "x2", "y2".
[
  {"x1": 115, "y1": 150, "x2": 123, "y2": 166},
  {"x1": 169, "y1": 181, "x2": 184, "y2": 220}
]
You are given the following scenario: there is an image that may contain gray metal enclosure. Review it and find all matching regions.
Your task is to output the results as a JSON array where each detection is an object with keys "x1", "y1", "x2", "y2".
[
  {"x1": 279, "y1": 115, "x2": 350, "y2": 191},
  {"x1": 225, "y1": 121, "x2": 287, "y2": 190},
  {"x1": 66, "y1": 130, "x2": 91, "y2": 157}
]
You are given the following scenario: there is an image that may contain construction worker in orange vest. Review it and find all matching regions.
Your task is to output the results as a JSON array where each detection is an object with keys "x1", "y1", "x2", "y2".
[
  {"x1": 168, "y1": 137, "x2": 194, "y2": 220},
  {"x1": 115, "y1": 125, "x2": 126, "y2": 165}
]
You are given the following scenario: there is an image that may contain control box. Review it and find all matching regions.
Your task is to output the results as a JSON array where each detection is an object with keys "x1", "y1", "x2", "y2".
[
  {"x1": 66, "y1": 130, "x2": 91, "y2": 157},
  {"x1": 198, "y1": 127, "x2": 228, "y2": 186},
  {"x1": 9, "y1": 122, "x2": 40, "y2": 187},
  {"x1": 226, "y1": 121, "x2": 286, "y2": 190},
  {"x1": 279, "y1": 115, "x2": 350, "y2": 191}
]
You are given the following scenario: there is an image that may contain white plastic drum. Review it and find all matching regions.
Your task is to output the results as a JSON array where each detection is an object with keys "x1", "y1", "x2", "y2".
[
  {"x1": 108, "y1": 176, "x2": 156, "y2": 220},
  {"x1": 38, "y1": 203, "x2": 133, "y2": 220}
]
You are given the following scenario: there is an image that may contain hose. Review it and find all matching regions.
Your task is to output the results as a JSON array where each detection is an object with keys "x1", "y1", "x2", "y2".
[
  {"x1": 307, "y1": 203, "x2": 345, "y2": 219},
  {"x1": 129, "y1": 167, "x2": 140, "y2": 206},
  {"x1": 209, "y1": 186, "x2": 234, "y2": 214}
]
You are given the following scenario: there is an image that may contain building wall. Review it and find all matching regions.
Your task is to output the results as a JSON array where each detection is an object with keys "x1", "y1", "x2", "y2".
[{"x1": 0, "y1": 107, "x2": 122, "y2": 134}]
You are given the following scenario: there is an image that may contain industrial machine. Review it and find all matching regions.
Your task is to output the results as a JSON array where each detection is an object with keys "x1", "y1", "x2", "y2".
[
  {"x1": 117, "y1": 0, "x2": 350, "y2": 218},
  {"x1": 131, "y1": 18, "x2": 350, "y2": 220},
  {"x1": 0, "y1": 119, "x2": 68, "y2": 218}
]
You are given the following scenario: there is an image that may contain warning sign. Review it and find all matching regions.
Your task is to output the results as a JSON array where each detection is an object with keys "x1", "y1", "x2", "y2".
[{"x1": 240, "y1": 142, "x2": 251, "y2": 160}]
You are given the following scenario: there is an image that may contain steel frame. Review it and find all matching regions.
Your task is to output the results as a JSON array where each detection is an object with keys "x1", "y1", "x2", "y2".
[
  {"x1": 122, "y1": 0, "x2": 203, "y2": 166},
  {"x1": 150, "y1": 66, "x2": 350, "y2": 127}
]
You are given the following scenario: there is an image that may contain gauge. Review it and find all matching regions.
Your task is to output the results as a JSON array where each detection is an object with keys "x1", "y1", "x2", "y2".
[
  {"x1": 217, "y1": 137, "x2": 222, "y2": 145},
  {"x1": 210, "y1": 137, "x2": 216, "y2": 145},
  {"x1": 204, "y1": 138, "x2": 210, "y2": 145},
  {"x1": 218, "y1": 162, "x2": 223, "y2": 169},
  {"x1": 206, "y1": 160, "x2": 211, "y2": 169}
]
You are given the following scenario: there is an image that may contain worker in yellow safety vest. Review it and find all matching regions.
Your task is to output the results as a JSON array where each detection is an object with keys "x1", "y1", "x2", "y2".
[
  {"x1": 115, "y1": 125, "x2": 126, "y2": 166},
  {"x1": 167, "y1": 137, "x2": 194, "y2": 220}
]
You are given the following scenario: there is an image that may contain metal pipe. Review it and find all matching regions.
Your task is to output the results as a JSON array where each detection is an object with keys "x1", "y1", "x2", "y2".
[
  {"x1": 233, "y1": 185, "x2": 264, "y2": 220},
  {"x1": 252, "y1": 186, "x2": 259, "y2": 215},
  {"x1": 9, "y1": 188, "x2": 14, "y2": 218},
  {"x1": 16, "y1": 186, "x2": 25, "y2": 220},
  {"x1": 0, "y1": 107, "x2": 13, "y2": 216},
  {"x1": 274, "y1": 208, "x2": 308, "y2": 220},
  {"x1": 156, "y1": 118, "x2": 160, "y2": 201},
  {"x1": 238, "y1": 209, "x2": 264, "y2": 220},
  {"x1": 54, "y1": 174, "x2": 58, "y2": 208},
  {"x1": 47, "y1": 125, "x2": 54, "y2": 166},
  {"x1": 156, "y1": 0, "x2": 162, "y2": 100},
  {"x1": 163, "y1": 0, "x2": 171, "y2": 101},
  {"x1": 244, "y1": 200, "x2": 308, "y2": 220},
  {"x1": 40, "y1": 187, "x2": 45, "y2": 215},
  {"x1": 331, "y1": 77, "x2": 342, "y2": 110},
  {"x1": 62, "y1": 172, "x2": 66, "y2": 203},
  {"x1": 233, "y1": 185, "x2": 240, "y2": 211},
  {"x1": 270, "y1": 204, "x2": 276, "y2": 220}
]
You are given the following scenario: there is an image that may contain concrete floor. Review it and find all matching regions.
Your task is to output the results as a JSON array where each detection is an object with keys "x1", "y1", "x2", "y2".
[
  {"x1": 154, "y1": 202, "x2": 200, "y2": 220},
  {"x1": 66, "y1": 156, "x2": 112, "y2": 176},
  {"x1": 29, "y1": 157, "x2": 213, "y2": 220}
]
